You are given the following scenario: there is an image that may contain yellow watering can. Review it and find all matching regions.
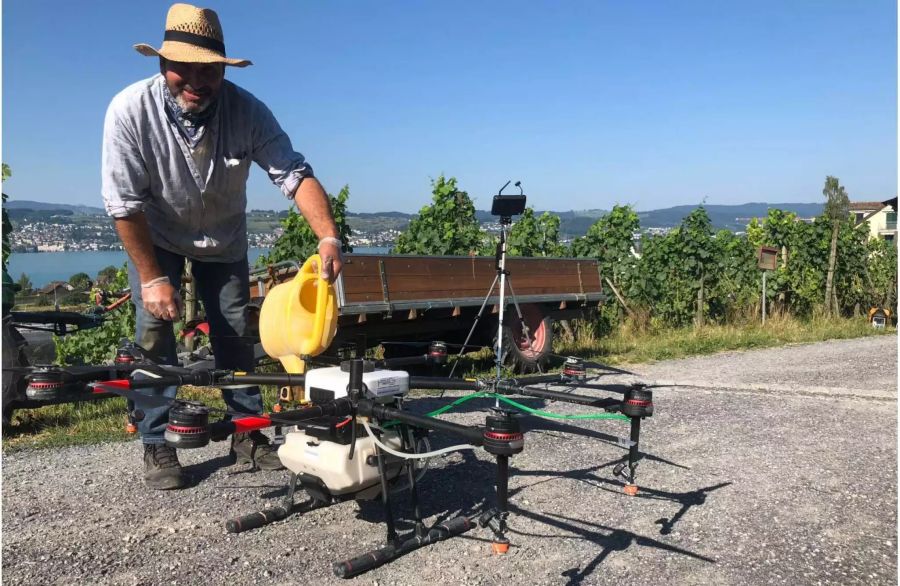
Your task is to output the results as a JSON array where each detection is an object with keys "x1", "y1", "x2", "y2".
[{"x1": 259, "y1": 254, "x2": 338, "y2": 380}]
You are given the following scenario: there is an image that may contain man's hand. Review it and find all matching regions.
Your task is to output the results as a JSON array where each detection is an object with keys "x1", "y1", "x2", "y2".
[
  {"x1": 317, "y1": 238, "x2": 344, "y2": 283},
  {"x1": 142, "y1": 277, "x2": 183, "y2": 321},
  {"x1": 292, "y1": 178, "x2": 344, "y2": 283}
]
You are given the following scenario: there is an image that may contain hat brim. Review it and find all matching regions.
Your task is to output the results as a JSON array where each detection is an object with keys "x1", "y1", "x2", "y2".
[{"x1": 134, "y1": 42, "x2": 252, "y2": 67}]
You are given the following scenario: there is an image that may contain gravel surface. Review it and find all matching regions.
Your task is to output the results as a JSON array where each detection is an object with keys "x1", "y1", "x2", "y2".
[{"x1": 3, "y1": 336, "x2": 897, "y2": 585}]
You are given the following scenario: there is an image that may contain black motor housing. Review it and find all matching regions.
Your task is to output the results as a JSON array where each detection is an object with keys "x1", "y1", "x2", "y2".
[
  {"x1": 622, "y1": 387, "x2": 654, "y2": 418},
  {"x1": 483, "y1": 414, "x2": 524, "y2": 456},
  {"x1": 164, "y1": 401, "x2": 210, "y2": 449},
  {"x1": 25, "y1": 367, "x2": 65, "y2": 401}
]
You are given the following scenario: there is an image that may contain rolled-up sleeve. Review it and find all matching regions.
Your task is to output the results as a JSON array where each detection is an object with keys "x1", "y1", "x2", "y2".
[
  {"x1": 101, "y1": 101, "x2": 151, "y2": 218},
  {"x1": 250, "y1": 101, "x2": 314, "y2": 200}
]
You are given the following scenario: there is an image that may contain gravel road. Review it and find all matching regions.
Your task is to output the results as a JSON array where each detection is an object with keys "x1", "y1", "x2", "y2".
[{"x1": 3, "y1": 335, "x2": 897, "y2": 585}]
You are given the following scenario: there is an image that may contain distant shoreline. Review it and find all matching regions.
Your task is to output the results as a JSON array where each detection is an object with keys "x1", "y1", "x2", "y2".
[{"x1": 8, "y1": 247, "x2": 389, "y2": 288}]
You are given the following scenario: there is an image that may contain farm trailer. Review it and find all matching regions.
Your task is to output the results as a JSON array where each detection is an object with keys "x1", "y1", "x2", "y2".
[{"x1": 248, "y1": 253, "x2": 606, "y2": 371}]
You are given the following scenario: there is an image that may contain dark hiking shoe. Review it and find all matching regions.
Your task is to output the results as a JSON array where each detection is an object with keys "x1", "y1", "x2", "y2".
[
  {"x1": 143, "y1": 444, "x2": 186, "y2": 490},
  {"x1": 230, "y1": 431, "x2": 284, "y2": 470}
]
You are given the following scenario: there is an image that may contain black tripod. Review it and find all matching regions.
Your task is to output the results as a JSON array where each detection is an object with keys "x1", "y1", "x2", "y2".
[{"x1": 449, "y1": 181, "x2": 541, "y2": 382}]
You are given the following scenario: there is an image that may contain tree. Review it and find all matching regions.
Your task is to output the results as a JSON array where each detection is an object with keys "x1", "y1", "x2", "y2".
[
  {"x1": 394, "y1": 176, "x2": 484, "y2": 255},
  {"x1": 822, "y1": 176, "x2": 850, "y2": 315},
  {"x1": 570, "y1": 205, "x2": 641, "y2": 331},
  {"x1": 2, "y1": 164, "x2": 14, "y2": 313},
  {"x1": 506, "y1": 208, "x2": 565, "y2": 257},
  {"x1": 257, "y1": 186, "x2": 353, "y2": 266},
  {"x1": 570, "y1": 205, "x2": 640, "y2": 287},
  {"x1": 677, "y1": 207, "x2": 716, "y2": 326},
  {"x1": 96, "y1": 265, "x2": 119, "y2": 286},
  {"x1": 69, "y1": 272, "x2": 92, "y2": 290},
  {"x1": 55, "y1": 265, "x2": 135, "y2": 365},
  {"x1": 16, "y1": 273, "x2": 32, "y2": 294}
]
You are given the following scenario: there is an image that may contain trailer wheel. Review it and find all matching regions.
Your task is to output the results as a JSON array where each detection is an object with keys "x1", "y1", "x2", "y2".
[
  {"x1": 2, "y1": 317, "x2": 29, "y2": 427},
  {"x1": 500, "y1": 304, "x2": 552, "y2": 373}
]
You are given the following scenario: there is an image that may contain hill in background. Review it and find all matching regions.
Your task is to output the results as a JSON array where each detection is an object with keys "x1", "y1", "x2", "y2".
[
  {"x1": 7, "y1": 198, "x2": 824, "y2": 237},
  {"x1": 4, "y1": 200, "x2": 105, "y2": 216}
]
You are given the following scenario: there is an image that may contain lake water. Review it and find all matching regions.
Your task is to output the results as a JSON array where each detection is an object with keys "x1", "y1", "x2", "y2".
[{"x1": 8, "y1": 246, "x2": 389, "y2": 287}]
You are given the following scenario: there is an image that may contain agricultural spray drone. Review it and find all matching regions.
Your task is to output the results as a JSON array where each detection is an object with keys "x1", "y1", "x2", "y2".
[{"x1": 7, "y1": 251, "x2": 661, "y2": 578}]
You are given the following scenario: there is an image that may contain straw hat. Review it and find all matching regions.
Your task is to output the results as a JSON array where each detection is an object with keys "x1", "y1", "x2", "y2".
[{"x1": 134, "y1": 3, "x2": 251, "y2": 67}]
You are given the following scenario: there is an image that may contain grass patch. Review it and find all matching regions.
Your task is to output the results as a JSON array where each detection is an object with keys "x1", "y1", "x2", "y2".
[
  {"x1": 556, "y1": 313, "x2": 896, "y2": 365},
  {"x1": 4, "y1": 314, "x2": 894, "y2": 451}
]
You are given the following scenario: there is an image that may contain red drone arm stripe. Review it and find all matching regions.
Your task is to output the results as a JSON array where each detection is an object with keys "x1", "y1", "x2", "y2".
[
  {"x1": 92, "y1": 379, "x2": 131, "y2": 394},
  {"x1": 232, "y1": 415, "x2": 272, "y2": 433}
]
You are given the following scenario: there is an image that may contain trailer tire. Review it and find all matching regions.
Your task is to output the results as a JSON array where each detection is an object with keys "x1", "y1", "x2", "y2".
[{"x1": 499, "y1": 304, "x2": 552, "y2": 374}]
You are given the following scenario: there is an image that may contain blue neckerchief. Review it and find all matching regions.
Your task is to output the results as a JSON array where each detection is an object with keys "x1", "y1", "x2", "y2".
[{"x1": 162, "y1": 84, "x2": 218, "y2": 149}]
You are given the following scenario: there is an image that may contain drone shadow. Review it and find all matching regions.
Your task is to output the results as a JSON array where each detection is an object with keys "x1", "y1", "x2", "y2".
[
  {"x1": 519, "y1": 417, "x2": 691, "y2": 471},
  {"x1": 511, "y1": 458, "x2": 731, "y2": 538},
  {"x1": 507, "y1": 505, "x2": 716, "y2": 585},
  {"x1": 586, "y1": 476, "x2": 734, "y2": 535},
  {"x1": 355, "y1": 448, "x2": 497, "y2": 532}
]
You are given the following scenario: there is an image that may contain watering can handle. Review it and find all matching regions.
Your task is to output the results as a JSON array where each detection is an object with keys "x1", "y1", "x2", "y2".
[{"x1": 301, "y1": 254, "x2": 330, "y2": 346}]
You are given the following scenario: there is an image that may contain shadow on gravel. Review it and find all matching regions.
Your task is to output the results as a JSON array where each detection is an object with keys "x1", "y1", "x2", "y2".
[
  {"x1": 588, "y1": 477, "x2": 733, "y2": 535},
  {"x1": 507, "y1": 458, "x2": 728, "y2": 538},
  {"x1": 355, "y1": 449, "x2": 497, "y2": 533},
  {"x1": 182, "y1": 453, "x2": 239, "y2": 486},
  {"x1": 506, "y1": 506, "x2": 715, "y2": 585},
  {"x1": 519, "y1": 418, "x2": 691, "y2": 470}
]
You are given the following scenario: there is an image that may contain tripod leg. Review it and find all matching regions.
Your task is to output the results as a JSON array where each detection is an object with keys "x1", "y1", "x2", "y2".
[
  {"x1": 447, "y1": 273, "x2": 499, "y2": 380},
  {"x1": 504, "y1": 280, "x2": 543, "y2": 373}
]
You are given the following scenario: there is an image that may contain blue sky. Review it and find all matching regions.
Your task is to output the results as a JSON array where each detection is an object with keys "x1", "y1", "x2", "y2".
[{"x1": 2, "y1": 0, "x2": 897, "y2": 213}]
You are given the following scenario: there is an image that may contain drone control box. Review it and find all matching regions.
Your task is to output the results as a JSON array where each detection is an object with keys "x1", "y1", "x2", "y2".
[{"x1": 305, "y1": 366, "x2": 409, "y2": 403}]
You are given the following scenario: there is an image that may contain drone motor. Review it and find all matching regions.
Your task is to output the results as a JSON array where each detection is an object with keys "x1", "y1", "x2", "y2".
[
  {"x1": 164, "y1": 401, "x2": 211, "y2": 449},
  {"x1": 562, "y1": 357, "x2": 586, "y2": 381},
  {"x1": 25, "y1": 367, "x2": 66, "y2": 401},
  {"x1": 622, "y1": 386, "x2": 654, "y2": 418}
]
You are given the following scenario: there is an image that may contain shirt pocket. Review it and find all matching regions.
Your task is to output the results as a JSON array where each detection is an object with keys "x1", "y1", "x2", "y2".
[{"x1": 221, "y1": 150, "x2": 251, "y2": 191}]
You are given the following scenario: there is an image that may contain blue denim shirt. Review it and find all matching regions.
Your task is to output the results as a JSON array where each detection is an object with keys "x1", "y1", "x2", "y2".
[{"x1": 101, "y1": 74, "x2": 313, "y2": 262}]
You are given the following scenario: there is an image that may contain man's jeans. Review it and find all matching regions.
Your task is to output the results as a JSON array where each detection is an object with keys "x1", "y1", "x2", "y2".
[{"x1": 128, "y1": 247, "x2": 263, "y2": 444}]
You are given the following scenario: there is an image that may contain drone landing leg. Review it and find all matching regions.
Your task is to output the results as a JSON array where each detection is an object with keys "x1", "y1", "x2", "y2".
[
  {"x1": 332, "y1": 426, "x2": 476, "y2": 579},
  {"x1": 375, "y1": 444, "x2": 399, "y2": 545},
  {"x1": 225, "y1": 473, "x2": 322, "y2": 532},
  {"x1": 479, "y1": 411, "x2": 524, "y2": 554},
  {"x1": 492, "y1": 454, "x2": 512, "y2": 554},
  {"x1": 401, "y1": 426, "x2": 426, "y2": 538},
  {"x1": 624, "y1": 416, "x2": 641, "y2": 496}
]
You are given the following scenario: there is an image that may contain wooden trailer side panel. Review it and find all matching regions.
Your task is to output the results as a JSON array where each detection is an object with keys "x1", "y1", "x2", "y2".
[{"x1": 336, "y1": 255, "x2": 601, "y2": 306}]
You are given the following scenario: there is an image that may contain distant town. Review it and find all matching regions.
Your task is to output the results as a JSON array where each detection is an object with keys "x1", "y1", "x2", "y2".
[
  {"x1": 8, "y1": 210, "x2": 406, "y2": 253},
  {"x1": 6, "y1": 201, "x2": 828, "y2": 254}
]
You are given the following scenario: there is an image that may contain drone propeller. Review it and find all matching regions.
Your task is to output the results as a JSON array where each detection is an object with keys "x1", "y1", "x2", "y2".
[{"x1": 2, "y1": 366, "x2": 37, "y2": 373}]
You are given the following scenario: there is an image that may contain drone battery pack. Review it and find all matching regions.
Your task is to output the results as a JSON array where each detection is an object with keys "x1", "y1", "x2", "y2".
[{"x1": 304, "y1": 366, "x2": 409, "y2": 402}]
